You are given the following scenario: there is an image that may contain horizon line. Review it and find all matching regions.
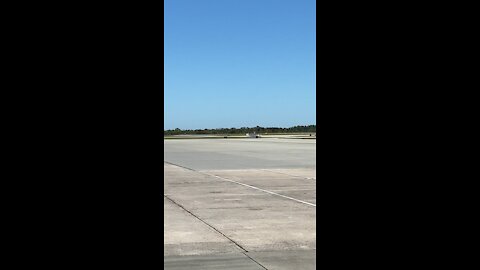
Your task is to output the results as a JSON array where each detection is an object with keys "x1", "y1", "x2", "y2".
[{"x1": 164, "y1": 124, "x2": 317, "y2": 131}]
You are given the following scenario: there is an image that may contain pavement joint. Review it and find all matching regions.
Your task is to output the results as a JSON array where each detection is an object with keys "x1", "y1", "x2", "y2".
[
  {"x1": 164, "y1": 194, "x2": 248, "y2": 253},
  {"x1": 165, "y1": 161, "x2": 316, "y2": 208},
  {"x1": 164, "y1": 138, "x2": 316, "y2": 269},
  {"x1": 259, "y1": 169, "x2": 316, "y2": 181},
  {"x1": 242, "y1": 252, "x2": 269, "y2": 270}
]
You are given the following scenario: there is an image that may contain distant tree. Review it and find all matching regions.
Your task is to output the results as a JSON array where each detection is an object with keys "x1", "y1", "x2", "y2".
[{"x1": 164, "y1": 125, "x2": 316, "y2": 136}]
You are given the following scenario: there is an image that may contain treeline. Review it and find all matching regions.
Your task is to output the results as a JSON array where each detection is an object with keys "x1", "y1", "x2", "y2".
[{"x1": 164, "y1": 125, "x2": 316, "y2": 136}]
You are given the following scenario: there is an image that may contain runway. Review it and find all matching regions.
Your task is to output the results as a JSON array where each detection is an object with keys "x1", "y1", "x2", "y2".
[{"x1": 164, "y1": 138, "x2": 316, "y2": 269}]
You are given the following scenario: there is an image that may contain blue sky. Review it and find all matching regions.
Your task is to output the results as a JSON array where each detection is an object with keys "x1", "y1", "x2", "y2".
[{"x1": 164, "y1": 0, "x2": 316, "y2": 130}]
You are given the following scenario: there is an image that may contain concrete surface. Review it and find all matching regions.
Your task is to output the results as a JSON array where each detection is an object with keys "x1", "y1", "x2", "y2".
[
  {"x1": 164, "y1": 138, "x2": 316, "y2": 269},
  {"x1": 164, "y1": 138, "x2": 316, "y2": 170}
]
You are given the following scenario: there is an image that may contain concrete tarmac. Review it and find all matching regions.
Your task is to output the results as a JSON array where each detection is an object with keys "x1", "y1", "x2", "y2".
[
  {"x1": 164, "y1": 138, "x2": 316, "y2": 269},
  {"x1": 164, "y1": 138, "x2": 316, "y2": 170}
]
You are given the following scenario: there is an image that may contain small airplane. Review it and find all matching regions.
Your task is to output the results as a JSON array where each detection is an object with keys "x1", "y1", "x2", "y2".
[{"x1": 246, "y1": 132, "x2": 261, "y2": 138}]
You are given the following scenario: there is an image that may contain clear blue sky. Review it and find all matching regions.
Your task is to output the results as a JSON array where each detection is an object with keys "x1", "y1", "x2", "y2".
[{"x1": 164, "y1": 0, "x2": 316, "y2": 130}]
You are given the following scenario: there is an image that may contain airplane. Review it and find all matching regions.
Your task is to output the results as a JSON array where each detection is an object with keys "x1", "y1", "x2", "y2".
[{"x1": 246, "y1": 132, "x2": 261, "y2": 138}]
